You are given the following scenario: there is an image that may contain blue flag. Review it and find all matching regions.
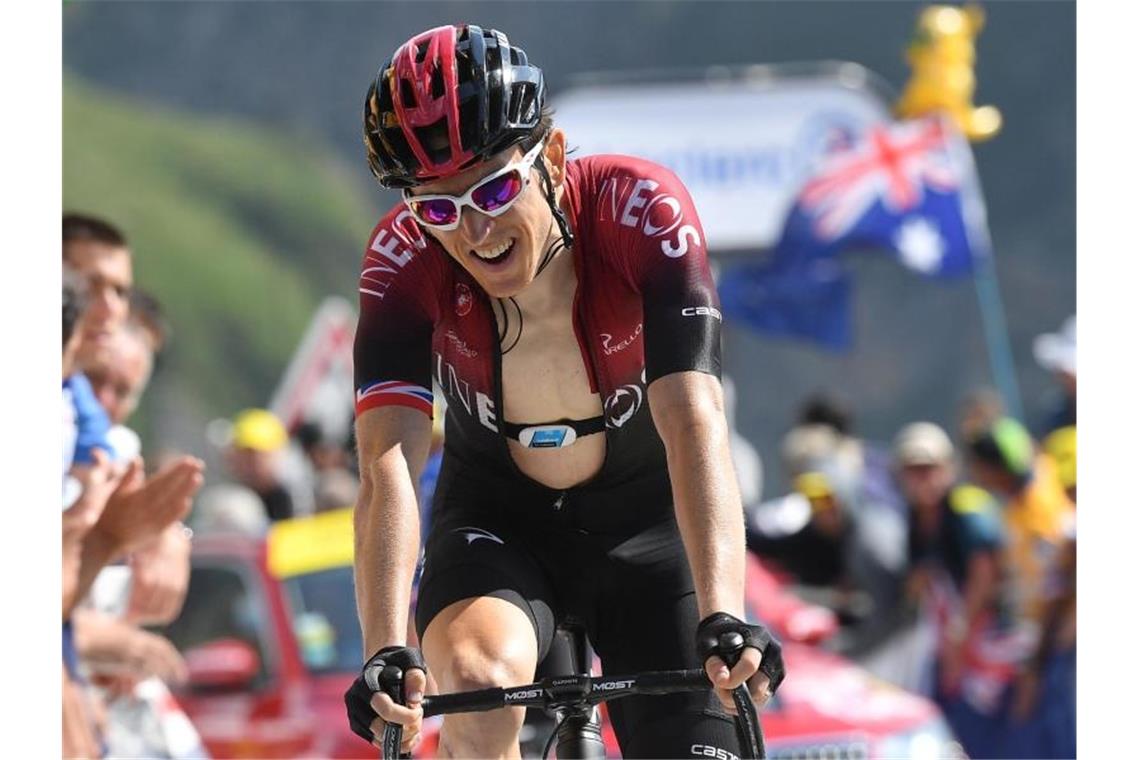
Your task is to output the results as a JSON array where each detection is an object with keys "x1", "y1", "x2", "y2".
[{"x1": 720, "y1": 116, "x2": 990, "y2": 348}]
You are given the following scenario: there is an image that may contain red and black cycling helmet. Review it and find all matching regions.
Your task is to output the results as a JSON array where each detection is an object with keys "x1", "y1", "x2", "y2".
[{"x1": 364, "y1": 24, "x2": 547, "y2": 189}]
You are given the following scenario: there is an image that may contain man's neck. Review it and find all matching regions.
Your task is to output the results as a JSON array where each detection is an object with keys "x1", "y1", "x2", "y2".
[{"x1": 512, "y1": 237, "x2": 574, "y2": 319}]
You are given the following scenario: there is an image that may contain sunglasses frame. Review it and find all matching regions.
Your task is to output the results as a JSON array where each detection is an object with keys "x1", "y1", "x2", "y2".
[{"x1": 402, "y1": 139, "x2": 547, "y2": 231}]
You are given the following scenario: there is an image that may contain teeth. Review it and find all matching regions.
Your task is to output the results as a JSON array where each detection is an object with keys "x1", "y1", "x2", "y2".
[{"x1": 472, "y1": 239, "x2": 513, "y2": 260}]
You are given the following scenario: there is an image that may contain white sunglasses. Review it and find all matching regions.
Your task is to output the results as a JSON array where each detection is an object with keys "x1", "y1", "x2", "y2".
[{"x1": 402, "y1": 140, "x2": 546, "y2": 231}]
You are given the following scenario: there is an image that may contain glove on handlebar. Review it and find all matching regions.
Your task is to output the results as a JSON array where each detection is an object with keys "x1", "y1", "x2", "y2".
[
  {"x1": 696, "y1": 612, "x2": 786, "y2": 696},
  {"x1": 344, "y1": 646, "x2": 428, "y2": 744}
]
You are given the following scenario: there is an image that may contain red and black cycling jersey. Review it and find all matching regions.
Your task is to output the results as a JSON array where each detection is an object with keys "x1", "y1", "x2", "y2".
[{"x1": 353, "y1": 154, "x2": 721, "y2": 485}]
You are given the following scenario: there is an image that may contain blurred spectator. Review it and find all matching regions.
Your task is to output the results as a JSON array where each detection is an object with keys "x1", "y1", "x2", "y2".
[
  {"x1": 297, "y1": 418, "x2": 361, "y2": 513},
  {"x1": 1032, "y1": 315, "x2": 1076, "y2": 436},
  {"x1": 894, "y1": 422, "x2": 1008, "y2": 754},
  {"x1": 63, "y1": 213, "x2": 133, "y2": 371},
  {"x1": 224, "y1": 408, "x2": 295, "y2": 521},
  {"x1": 63, "y1": 212, "x2": 206, "y2": 756},
  {"x1": 85, "y1": 321, "x2": 193, "y2": 627},
  {"x1": 788, "y1": 392, "x2": 905, "y2": 519},
  {"x1": 192, "y1": 483, "x2": 270, "y2": 536},
  {"x1": 747, "y1": 446, "x2": 907, "y2": 661},
  {"x1": 964, "y1": 417, "x2": 1076, "y2": 758}
]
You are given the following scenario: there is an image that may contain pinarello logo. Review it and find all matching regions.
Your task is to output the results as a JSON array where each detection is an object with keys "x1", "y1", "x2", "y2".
[{"x1": 455, "y1": 283, "x2": 473, "y2": 316}]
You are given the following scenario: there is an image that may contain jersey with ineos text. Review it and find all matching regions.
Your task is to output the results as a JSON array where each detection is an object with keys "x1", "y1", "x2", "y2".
[{"x1": 353, "y1": 154, "x2": 721, "y2": 489}]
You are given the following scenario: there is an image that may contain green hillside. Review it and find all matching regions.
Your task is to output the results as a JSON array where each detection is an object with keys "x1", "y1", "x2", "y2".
[{"x1": 63, "y1": 75, "x2": 376, "y2": 440}]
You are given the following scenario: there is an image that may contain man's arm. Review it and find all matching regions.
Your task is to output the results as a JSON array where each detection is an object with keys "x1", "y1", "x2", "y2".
[
  {"x1": 648, "y1": 371, "x2": 745, "y2": 620},
  {"x1": 353, "y1": 405, "x2": 432, "y2": 656}
]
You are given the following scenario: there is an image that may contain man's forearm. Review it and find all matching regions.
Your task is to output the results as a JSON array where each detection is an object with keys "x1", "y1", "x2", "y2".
[
  {"x1": 354, "y1": 447, "x2": 423, "y2": 656},
  {"x1": 664, "y1": 413, "x2": 746, "y2": 620},
  {"x1": 69, "y1": 529, "x2": 120, "y2": 617}
]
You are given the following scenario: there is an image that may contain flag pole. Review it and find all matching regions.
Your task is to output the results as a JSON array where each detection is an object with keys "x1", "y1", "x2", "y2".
[
  {"x1": 946, "y1": 117, "x2": 1024, "y2": 421},
  {"x1": 972, "y1": 255, "x2": 1024, "y2": 422}
]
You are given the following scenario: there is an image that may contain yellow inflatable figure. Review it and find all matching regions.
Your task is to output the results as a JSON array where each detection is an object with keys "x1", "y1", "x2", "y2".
[{"x1": 896, "y1": 3, "x2": 1002, "y2": 142}]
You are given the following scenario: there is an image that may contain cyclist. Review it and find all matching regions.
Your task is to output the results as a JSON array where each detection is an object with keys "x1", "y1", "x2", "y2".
[{"x1": 345, "y1": 25, "x2": 784, "y2": 757}]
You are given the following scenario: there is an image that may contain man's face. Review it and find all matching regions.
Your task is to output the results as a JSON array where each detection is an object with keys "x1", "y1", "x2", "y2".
[
  {"x1": 226, "y1": 446, "x2": 280, "y2": 491},
  {"x1": 85, "y1": 329, "x2": 152, "y2": 425},
  {"x1": 407, "y1": 131, "x2": 566, "y2": 299},
  {"x1": 64, "y1": 240, "x2": 133, "y2": 363},
  {"x1": 898, "y1": 461, "x2": 954, "y2": 511}
]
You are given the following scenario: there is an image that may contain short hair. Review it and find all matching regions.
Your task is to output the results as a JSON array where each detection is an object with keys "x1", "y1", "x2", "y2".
[
  {"x1": 62, "y1": 212, "x2": 128, "y2": 254},
  {"x1": 62, "y1": 267, "x2": 88, "y2": 349},
  {"x1": 128, "y1": 288, "x2": 170, "y2": 353},
  {"x1": 797, "y1": 392, "x2": 854, "y2": 436}
]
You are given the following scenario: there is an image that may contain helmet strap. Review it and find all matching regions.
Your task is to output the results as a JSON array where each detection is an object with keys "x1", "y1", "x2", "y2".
[{"x1": 533, "y1": 157, "x2": 575, "y2": 253}]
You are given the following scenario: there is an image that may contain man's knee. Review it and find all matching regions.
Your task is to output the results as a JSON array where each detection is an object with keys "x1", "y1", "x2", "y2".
[{"x1": 422, "y1": 597, "x2": 539, "y2": 693}]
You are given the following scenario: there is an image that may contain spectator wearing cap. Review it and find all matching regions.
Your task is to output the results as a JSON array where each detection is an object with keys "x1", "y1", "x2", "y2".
[
  {"x1": 1033, "y1": 315, "x2": 1076, "y2": 437},
  {"x1": 894, "y1": 422, "x2": 1008, "y2": 756},
  {"x1": 965, "y1": 417, "x2": 1076, "y2": 758},
  {"x1": 747, "y1": 452, "x2": 907, "y2": 663},
  {"x1": 225, "y1": 408, "x2": 296, "y2": 522}
]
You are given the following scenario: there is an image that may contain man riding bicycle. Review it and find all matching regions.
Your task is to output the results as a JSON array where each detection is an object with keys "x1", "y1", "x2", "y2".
[{"x1": 345, "y1": 24, "x2": 785, "y2": 758}]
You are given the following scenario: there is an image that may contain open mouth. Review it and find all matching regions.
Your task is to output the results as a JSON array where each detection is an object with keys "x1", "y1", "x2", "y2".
[{"x1": 469, "y1": 239, "x2": 515, "y2": 267}]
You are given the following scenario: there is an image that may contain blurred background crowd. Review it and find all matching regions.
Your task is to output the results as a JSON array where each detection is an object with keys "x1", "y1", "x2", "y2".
[{"x1": 60, "y1": 2, "x2": 1075, "y2": 759}]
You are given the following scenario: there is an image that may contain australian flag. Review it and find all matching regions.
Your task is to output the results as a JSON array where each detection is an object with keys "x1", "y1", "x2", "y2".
[{"x1": 719, "y1": 116, "x2": 991, "y2": 349}]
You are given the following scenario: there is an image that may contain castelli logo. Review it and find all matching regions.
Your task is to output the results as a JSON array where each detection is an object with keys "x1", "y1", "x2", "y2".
[{"x1": 455, "y1": 283, "x2": 473, "y2": 317}]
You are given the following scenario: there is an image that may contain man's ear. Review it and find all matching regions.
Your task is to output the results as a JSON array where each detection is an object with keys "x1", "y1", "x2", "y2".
[{"x1": 544, "y1": 128, "x2": 568, "y2": 188}]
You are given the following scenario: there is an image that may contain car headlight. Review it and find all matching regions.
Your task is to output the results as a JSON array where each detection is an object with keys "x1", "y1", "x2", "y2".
[{"x1": 874, "y1": 717, "x2": 966, "y2": 760}]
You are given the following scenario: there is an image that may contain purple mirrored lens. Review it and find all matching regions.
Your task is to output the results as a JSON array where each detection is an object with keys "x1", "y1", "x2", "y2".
[
  {"x1": 472, "y1": 171, "x2": 524, "y2": 212},
  {"x1": 413, "y1": 198, "x2": 458, "y2": 226}
]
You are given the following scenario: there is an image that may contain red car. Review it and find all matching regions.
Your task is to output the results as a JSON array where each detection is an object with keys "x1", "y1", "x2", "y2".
[{"x1": 162, "y1": 509, "x2": 964, "y2": 759}]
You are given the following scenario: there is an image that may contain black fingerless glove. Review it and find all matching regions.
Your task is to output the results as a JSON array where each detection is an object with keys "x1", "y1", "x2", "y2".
[
  {"x1": 696, "y1": 612, "x2": 786, "y2": 695},
  {"x1": 344, "y1": 646, "x2": 428, "y2": 744}
]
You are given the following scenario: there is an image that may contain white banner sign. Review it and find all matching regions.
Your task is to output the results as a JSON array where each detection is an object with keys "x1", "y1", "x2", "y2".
[
  {"x1": 269, "y1": 296, "x2": 356, "y2": 440},
  {"x1": 552, "y1": 64, "x2": 892, "y2": 251}
]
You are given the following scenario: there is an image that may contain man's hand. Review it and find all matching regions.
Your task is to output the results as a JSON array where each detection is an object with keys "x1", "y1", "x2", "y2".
[
  {"x1": 73, "y1": 610, "x2": 188, "y2": 685},
  {"x1": 65, "y1": 449, "x2": 122, "y2": 536},
  {"x1": 93, "y1": 455, "x2": 204, "y2": 557},
  {"x1": 697, "y1": 612, "x2": 785, "y2": 714},
  {"x1": 345, "y1": 647, "x2": 427, "y2": 754},
  {"x1": 126, "y1": 522, "x2": 192, "y2": 625}
]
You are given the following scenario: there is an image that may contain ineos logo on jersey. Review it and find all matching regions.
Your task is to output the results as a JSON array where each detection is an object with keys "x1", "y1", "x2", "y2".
[
  {"x1": 360, "y1": 221, "x2": 421, "y2": 301},
  {"x1": 433, "y1": 353, "x2": 497, "y2": 434},
  {"x1": 598, "y1": 176, "x2": 702, "y2": 259},
  {"x1": 681, "y1": 306, "x2": 723, "y2": 321},
  {"x1": 600, "y1": 323, "x2": 642, "y2": 356}
]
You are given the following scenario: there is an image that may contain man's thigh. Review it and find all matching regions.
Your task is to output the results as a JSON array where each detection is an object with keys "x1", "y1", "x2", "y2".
[{"x1": 415, "y1": 513, "x2": 559, "y2": 665}]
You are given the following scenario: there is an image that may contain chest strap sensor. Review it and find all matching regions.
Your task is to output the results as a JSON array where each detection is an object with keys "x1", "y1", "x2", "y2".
[{"x1": 504, "y1": 416, "x2": 605, "y2": 448}]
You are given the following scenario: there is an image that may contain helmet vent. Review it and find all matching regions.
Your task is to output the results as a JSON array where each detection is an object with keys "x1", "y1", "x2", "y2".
[
  {"x1": 399, "y1": 78, "x2": 417, "y2": 108},
  {"x1": 430, "y1": 66, "x2": 445, "y2": 99},
  {"x1": 414, "y1": 40, "x2": 430, "y2": 63}
]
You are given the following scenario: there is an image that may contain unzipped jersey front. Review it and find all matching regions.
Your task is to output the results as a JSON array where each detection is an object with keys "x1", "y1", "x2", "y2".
[{"x1": 353, "y1": 154, "x2": 723, "y2": 493}]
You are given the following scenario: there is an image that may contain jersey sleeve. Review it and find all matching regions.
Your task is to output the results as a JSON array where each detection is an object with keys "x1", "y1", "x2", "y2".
[
  {"x1": 949, "y1": 484, "x2": 1005, "y2": 554},
  {"x1": 595, "y1": 158, "x2": 721, "y2": 384},
  {"x1": 353, "y1": 211, "x2": 440, "y2": 418}
]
